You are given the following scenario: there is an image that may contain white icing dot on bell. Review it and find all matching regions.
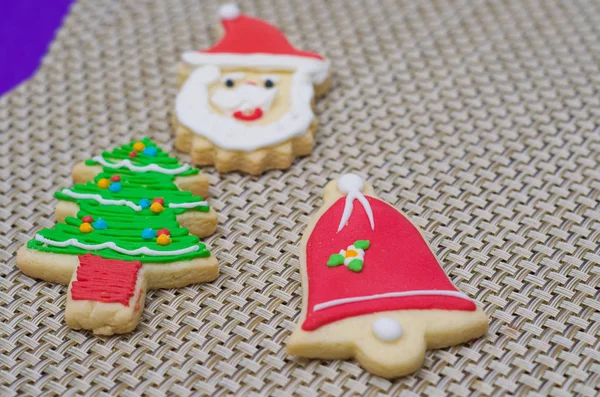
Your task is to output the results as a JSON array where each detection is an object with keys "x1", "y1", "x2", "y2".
[
  {"x1": 372, "y1": 317, "x2": 403, "y2": 342},
  {"x1": 219, "y1": 3, "x2": 241, "y2": 20},
  {"x1": 337, "y1": 174, "x2": 365, "y2": 194}
]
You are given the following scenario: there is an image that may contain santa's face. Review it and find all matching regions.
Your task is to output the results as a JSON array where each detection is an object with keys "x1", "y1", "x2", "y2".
[
  {"x1": 210, "y1": 71, "x2": 283, "y2": 123},
  {"x1": 176, "y1": 65, "x2": 316, "y2": 152}
]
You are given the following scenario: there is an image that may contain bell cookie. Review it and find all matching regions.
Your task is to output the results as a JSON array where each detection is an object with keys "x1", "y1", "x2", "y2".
[{"x1": 287, "y1": 174, "x2": 488, "y2": 378}]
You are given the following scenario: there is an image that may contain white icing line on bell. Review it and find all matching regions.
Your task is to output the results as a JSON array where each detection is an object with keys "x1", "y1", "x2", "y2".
[
  {"x1": 92, "y1": 156, "x2": 191, "y2": 175},
  {"x1": 35, "y1": 234, "x2": 200, "y2": 256},
  {"x1": 372, "y1": 317, "x2": 403, "y2": 342},
  {"x1": 61, "y1": 189, "x2": 143, "y2": 211},
  {"x1": 313, "y1": 290, "x2": 474, "y2": 312},
  {"x1": 336, "y1": 174, "x2": 375, "y2": 232},
  {"x1": 60, "y1": 189, "x2": 209, "y2": 211},
  {"x1": 355, "y1": 192, "x2": 375, "y2": 229},
  {"x1": 338, "y1": 194, "x2": 355, "y2": 232}
]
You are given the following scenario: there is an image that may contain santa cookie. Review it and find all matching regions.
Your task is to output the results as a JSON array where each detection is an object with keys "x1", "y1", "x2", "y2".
[
  {"x1": 174, "y1": 4, "x2": 330, "y2": 174},
  {"x1": 17, "y1": 139, "x2": 219, "y2": 335},
  {"x1": 287, "y1": 175, "x2": 488, "y2": 378}
]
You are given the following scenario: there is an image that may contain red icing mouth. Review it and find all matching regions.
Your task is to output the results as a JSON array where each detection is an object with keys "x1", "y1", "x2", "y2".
[{"x1": 233, "y1": 107, "x2": 263, "y2": 121}]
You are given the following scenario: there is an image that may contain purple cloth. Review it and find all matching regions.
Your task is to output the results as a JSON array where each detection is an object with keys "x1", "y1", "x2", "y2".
[{"x1": 0, "y1": 0, "x2": 74, "y2": 96}]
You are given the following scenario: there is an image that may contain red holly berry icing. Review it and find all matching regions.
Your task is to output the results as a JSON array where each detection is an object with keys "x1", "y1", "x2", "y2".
[
  {"x1": 157, "y1": 228, "x2": 171, "y2": 236},
  {"x1": 152, "y1": 197, "x2": 165, "y2": 205},
  {"x1": 110, "y1": 175, "x2": 121, "y2": 182},
  {"x1": 81, "y1": 215, "x2": 93, "y2": 223}
]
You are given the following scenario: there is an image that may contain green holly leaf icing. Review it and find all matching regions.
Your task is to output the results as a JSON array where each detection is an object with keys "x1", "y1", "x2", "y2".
[
  {"x1": 354, "y1": 240, "x2": 370, "y2": 250},
  {"x1": 348, "y1": 259, "x2": 364, "y2": 272},
  {"x1": 327, "y1": 254, "x2": 345, "y2": 267}
]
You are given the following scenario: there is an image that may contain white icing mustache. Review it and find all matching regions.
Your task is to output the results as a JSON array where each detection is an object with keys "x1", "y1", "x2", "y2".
[{"x1": 211, "y1": 83, "x2": 277, "y2": 114}]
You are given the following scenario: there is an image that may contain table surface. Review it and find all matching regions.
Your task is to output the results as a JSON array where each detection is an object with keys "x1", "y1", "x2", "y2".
[
  {"x1": 0, "y1": 0, "x2": 74, "y2": 96},
  {"x1": 1, "y1": 0, "x2": 599, "y2": 396}
]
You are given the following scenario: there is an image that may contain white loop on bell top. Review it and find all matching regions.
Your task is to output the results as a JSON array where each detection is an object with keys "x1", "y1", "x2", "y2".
[{"x1": 337, "y1": 174, "x2": 375, "y2": 232}]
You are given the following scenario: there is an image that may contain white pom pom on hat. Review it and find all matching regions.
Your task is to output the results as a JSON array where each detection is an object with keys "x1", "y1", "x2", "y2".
[{"x1": 219, "y1": 3, "x2": 241, "y2": 20}]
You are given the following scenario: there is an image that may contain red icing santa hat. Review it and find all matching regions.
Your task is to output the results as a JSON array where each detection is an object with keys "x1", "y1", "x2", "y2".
[{"x1": 182, "y1": 4, "x2": 329, "y2": 83}]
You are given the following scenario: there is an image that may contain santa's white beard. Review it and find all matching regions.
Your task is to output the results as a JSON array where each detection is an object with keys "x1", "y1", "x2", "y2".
[{"x1": 176, "y1": 65, "x2": 315, "y2": 152}]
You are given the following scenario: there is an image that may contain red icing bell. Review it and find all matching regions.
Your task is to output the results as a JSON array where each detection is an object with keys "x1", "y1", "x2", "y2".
[{"x1": 302, "y1": 195, "x2": 476, "y2": 331}]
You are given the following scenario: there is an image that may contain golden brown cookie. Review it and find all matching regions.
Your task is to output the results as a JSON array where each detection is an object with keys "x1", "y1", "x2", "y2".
[
  {"x1": 16, "y1": 139, "x2": 219, "y2": 335},
  {"x1": 174, "y1": 4, "x2": 330, "y2": 174},
  {"x1": 287, "y1": 174, "x2": 488, "y2": 378}
]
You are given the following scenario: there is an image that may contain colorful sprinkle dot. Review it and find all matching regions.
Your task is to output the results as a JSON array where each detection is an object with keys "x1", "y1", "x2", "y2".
[
  {"x1": 108, "y1": 182, "x2": 122, "y2": 193},
  {"x1": 93, "y1": 219, "x2": 108, "y2": 229},
  {"x1": 142, "y1": 228, "x2": 156, "y2": 239},
  {"x1": 139, "y1": 198, "x2": 151, "y2": 209},
  {"x1": 157, "y1": 228, "x2": 171, "y2": 236},
  {"x1": 80, "y1": 223, "x2": 93, "y2": 233},
  {"x1": 133, "y1": 142, "x2": 145, "y2": 152},
  {"x1": 97, "y1": 178, "x2": 110, "y2": 189},
  {"x1": 152, "y1": 197, "x2": 164, "y2": 205},
  {"x1": 129, "y1": 151, "x2": 137, "y2": 158},
  {"x1": 110, "y1": 175, "x2": 121, "y2": 182},
  {"x1": 157, "y1": 234, "x2": 171, "y2": 245},
  {"x1": 150, "y1": 202, "x2": 165, "y2": 213},
  {"x1": 142, "y1": 147, "x2": 158, "y2": 157},
  {"x1": 82, "y1": 215, "x2": 93, "y2": 223}
]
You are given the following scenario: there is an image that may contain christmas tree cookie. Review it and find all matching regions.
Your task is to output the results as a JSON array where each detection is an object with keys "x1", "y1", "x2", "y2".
[
  {"x1": 287, "y1": 174, "x2": 488, "y2": 378},
  {"x1": 16, "y1": 139, "x2": 219, "y2": 335}
]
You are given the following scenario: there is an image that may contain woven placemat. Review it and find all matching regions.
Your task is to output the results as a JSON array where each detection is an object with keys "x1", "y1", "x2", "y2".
[{"x1": 1, "y1": 0, "x2": 600, "y2": 395}]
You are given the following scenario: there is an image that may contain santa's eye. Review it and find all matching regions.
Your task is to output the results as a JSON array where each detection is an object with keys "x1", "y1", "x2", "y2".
[
  {"x1": 264, "y1": 79, "x2": 275, "y2": 88},
  {"x1": 225, "y1": 79, "x2": 235, "y2": 88}
]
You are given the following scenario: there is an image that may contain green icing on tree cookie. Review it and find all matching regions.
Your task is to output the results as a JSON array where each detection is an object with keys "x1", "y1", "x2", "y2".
[
  {"x1": 85, "y1": 137, "x2": 198, "y2": 177},
  {"x1": 58, "y1": 138, "x2": 209, "y2": 213},
  {"x1": 27, "y1": 139, "x2": 212, "y2": 264}
]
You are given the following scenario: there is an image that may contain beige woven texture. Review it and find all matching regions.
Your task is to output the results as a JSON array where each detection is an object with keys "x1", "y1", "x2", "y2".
[{"x1": 1, "y1": 0, "x2": 600, "y2": 395}]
